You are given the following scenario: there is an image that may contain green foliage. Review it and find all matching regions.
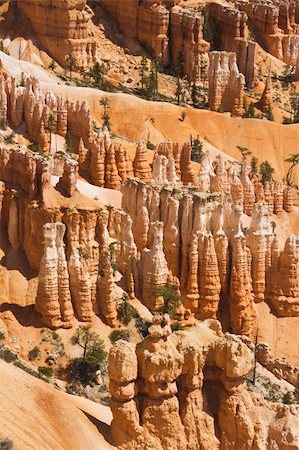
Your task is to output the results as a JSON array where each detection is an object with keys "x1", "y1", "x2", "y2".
[
  {"x1": 0, "y1": 438, "x2": 13, "y2": 450},
  {"x1": 28, "y1": 346, "x2": 41, "y2": 361},
  {"x1": 0, "y1": 348, "x2": 17, "y2": 363},
  {"x1": 71, "y1": 325, "x2": 107, "y2": 364},
  {"x1": 190, "y1": 135, "x2": 204, "y2": 163},
  {"x1": 67, "y1": 326, "x2": 107, "y2": 385},
  {"x1": 135, "y1": 317, "x2": 150, "y2": 338},
  {"x1": 146, "y1": 130, "x2": 156, "y2": 150},
  {"x1": 202, "y1": 6, "x2": 213, "y2": 45},
  {"x1": 266, "y1": 107, "x2": 274, "y2": 121},
  {"x1": 4, "y1": 132, "x2": 16, "y2": 144},
  {"x1": 285, "y1": 153, "x2": 299, "y2": 186},
  {"x1": 0, "y1": 118, "x2": 7, "y2": 130},
  {"x1": 100, "y1": 97, "x2": 111, "y2": 131},
  {"x1": 140, "y1": 56, "x2": 148, "y2": 91},
  {"x1": 79, "y1": 249, "x2": 90, "y2": 260},
  {"x1": 109, "y1": 329, "x2": 130, "y2": 344},
  {"x1": 65, "y1": 54, "x2": 75, "y2": 80},
  {"x1": 175, "y1": 74, "x2": 183, "y2": 106},
  {"x1": 251, "y1": 156, "x2": 259, "y2": 175},
  {"x1": 191, "y1": 83, "x2": 200, "y2": 108},
  {"x1": 88, "y1": 61, "x2": 109, "y2": 88},
  {"x1": 283, "y1": 391, "x2": 293, "y2": 404},
  {"x1": 118, "y1": 293, "x2": 139, "y2": 326},
  {"x1": 143, "y1": 59, "x2": 159, "y2": 100},
  {"x1": 64, "y1": 131, "x2": 73, "y2": 153},
  {"x1": 30, "y1": 143, "x2": 44, "y2": 155},
  {"x1": 20, "y1": 72, "x2": 26, "y2": 87},
  {"x1": 0, "y1": 348, "x2": 18, "y2": 363},
  {"x1": 237, "y1": 145, "x2": 252, "y2": 157},
  {"x1": 146, "y1": 140, "x2": 155, "y2": 150},
  {"x1": 49, "y1": 59, "x2": 56, "y2": 71},
  {"x1": 171, "y1": 322, "x2": 184, "y2": 332},
  {"x1": 38, "y1": 366, "x2": 53, "y2": 378},
  {"x1": 260, "y1": 160, "x2": 275, "y2": 185},
  {"x1": 154, "y1": 285, "x2": 182, "y2": 318},
  {"x1": 293, "y1": 387, "x2": 299, "y2": 403},
  {"x1": 270, "y1": 221, "x2": 277, "y2": 234},
  {"x1": 180, "y1": 111, "x2": 187, "y2": 122},
  {"x1": 243, "y1": 101, "x2": 256, "y2": 119}
]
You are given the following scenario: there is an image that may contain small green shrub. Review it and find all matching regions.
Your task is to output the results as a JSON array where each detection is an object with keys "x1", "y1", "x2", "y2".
[
  {"x1": 4, "y1": 132, "x2": 15, "y2": 144},
  {"x1": 38, "y1": 366, "x2": 53, "y2": 378},
  {"x1": 118, "y1": 294, "x2": 139, "y2": 326},
  {"x1": 109, "y1": 330, "x2": 130, "y2": 344},
  {"x1": 0, "y1": 438, "x2": 13, "y2": 450},
  {"x1": 0, "y1": 348, "x2": 17, "y2": 363},
  {"x1": 171, "y1": 322, "x2": 184, "y2": 332},
  {"x1": 28, "y1": 346, "x2": 40, "y2": 361},
  {"x1": 135, "y1": 317, "x2": 150, "y2": 338},
  {"x1": 146, "y1": 140, "x2": 155, "y2": 150},
  {"x1": 283, "y1": 391, "x2": 293, "y2": 404}
]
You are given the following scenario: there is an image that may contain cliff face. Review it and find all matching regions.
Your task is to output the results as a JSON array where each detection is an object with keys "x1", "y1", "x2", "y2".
[
  {"x1": 96, "y1": 0, "x2": 209, "y2": 81},
  {"x1": 108, "y1": 315, "x2": 299, "y2": 450},
  {"x1": 239, "y1": 0, "x2": 299, "y2": 65},
  {"x1": 17, "y1": 0, "x2": 97, "y2": 70},
  {"x1": 209, "y1": 3, "x2": 256, "y2": 88}
]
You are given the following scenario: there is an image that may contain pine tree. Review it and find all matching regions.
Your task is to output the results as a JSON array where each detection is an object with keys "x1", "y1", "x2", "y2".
[
  {"x1": 66, "y1": 54, "x2": 75, "y2": 80},
  {"x1": 190, "y1": 136, "x2": 204, "y2": 163},
  {"x1": 260, "y1": 160, "x2": 275, "y2": 185}
]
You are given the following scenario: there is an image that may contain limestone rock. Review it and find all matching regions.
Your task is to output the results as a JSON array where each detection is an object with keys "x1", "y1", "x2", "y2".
[
  {"x1": 133, "y1": 141, "x2": 152, "y2": 182},
  {"x1": 208, "y1": 51, "x2": 245, "y2": 116},
  {"x1": 18, "y1": 0, "x2": 97, "y2": 71},
  {"x1": 36, "y1": 223, "x2": 75, "y2": 328},
  {"x1": 140, "y1": 222, "x2": 170, "y2": 312}
]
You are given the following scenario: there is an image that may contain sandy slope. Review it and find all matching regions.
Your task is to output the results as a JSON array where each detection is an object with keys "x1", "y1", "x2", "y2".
[
  {"x1": 0, "y1": 360, "x2": 115, "y2": 450},
  {"x1": 0, "y1": 50, "x2": 59, "y2": 82}
]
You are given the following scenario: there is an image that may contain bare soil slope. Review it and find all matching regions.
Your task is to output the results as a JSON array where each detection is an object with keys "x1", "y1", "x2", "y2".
[{"x1": 0, "y1": 360, "x2": 115, "y2": 450}]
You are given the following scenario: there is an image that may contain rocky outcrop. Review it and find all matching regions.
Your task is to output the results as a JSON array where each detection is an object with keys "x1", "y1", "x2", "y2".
[
  {"x1": 256, "y1": 72, "x2": 273, "y2": 115},
  {"x1": 0, "y1": 146, "x2": 52, "y2": 202},
  {"x1": 56, "y1": 157, "x2": 78, "y2": 197},
  {"x1": 17, "y1": 0, "x2": 97, "y2": 71},
  {"x1": 133, "y1": 142, "x2": 152, "y2": 183},
  {"x1": 122, "y1": 177, "x2": 299, "y2": 329},
  {"x1": 139, "y1": 221, "x2": 170, "y2": 311},
  {"x1": 208, "y1": 51, "x2": 245, "y2": 116},
  {"x1": 0, "y1": 74, "x2": 134, "y2": 190},
  {"x1": 36, "y1": 223, "x2": 75, "y2": 329},
  {"x1": 97, "y1": 0, "x2": 209, "y2": 81},
  {"x1": 239, "y1": 0, "x2": 299, "y2": 65},
  {"x1": 109, "y1": 316, "x2": 299, "y2": 450},
  {"x1": 256, "y1": 343, "x2": 299, "y2": 387},
  {"x1": 208, "y1": 4, "x2": 256, "y2": 88},
  {"x1": 269, "y1": 234, "x2": 299, "y2": 317},
  {"x1": 170, "y1": 6, "x2": 210, "y2": 81},
  {"x1": 230, "y1": 222, "x2": 257, "y2": 339}
]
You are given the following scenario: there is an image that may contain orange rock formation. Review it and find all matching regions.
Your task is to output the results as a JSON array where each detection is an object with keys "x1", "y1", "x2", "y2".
[
  {"x1": 108, "y1": 315, "x2": 299, "y2": 449},
  {"x1": 18, "y1": 0, "x2": 97, "y2": 71}
]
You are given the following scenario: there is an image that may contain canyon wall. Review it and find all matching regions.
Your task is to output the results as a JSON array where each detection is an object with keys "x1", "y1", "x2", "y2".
[
  {"x1": 209, "y1": 3, "x2": 256, "y2": 88},
  {"x1": 238, "y1": 0, "x2": 299, "y2": 65},
  {"x1": 17, "y1": 0, "x2": 97, "y2": 70},
  {"x1": 122, "y1": 176, "x2": 299, "y2": 335},
  {"x1": 108, "y1": 316, "x2": 299, "y2": 450},
  {"x1": 96, "y1": 0, "x2": 210, "y2": 81}
]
